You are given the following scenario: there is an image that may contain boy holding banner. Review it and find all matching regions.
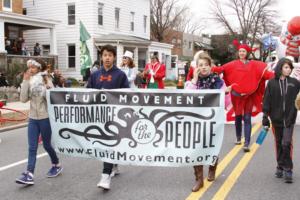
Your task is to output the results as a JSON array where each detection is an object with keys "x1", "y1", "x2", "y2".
[{"x1": 87, "y1": 45, "x2": 129, "y2": 190}]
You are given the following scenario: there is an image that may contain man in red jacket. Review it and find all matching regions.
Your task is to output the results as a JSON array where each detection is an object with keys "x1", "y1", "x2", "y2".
[
  {"x1": 143, "y1": 55, "x2": 166, "y2": 89},
  {"x1": 212, "y1": 42, "x2": 274, "y2": 152}
]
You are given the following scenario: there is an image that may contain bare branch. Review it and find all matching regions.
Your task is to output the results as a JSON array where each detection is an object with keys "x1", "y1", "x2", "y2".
[{"x1": 209, "y1": 0, "x2": 279, "y2": 59}]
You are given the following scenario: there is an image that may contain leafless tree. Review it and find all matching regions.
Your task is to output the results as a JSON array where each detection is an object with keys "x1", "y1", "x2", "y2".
[
  {"x1": 150, "y1": 0, "x2": 188, "y2": 42},
  {"x1": 209, "y1": 0, "x2": 279, "y2": 58},
  {"x1": 175, "y1": 13, "x2": 206, "y2": 35}
]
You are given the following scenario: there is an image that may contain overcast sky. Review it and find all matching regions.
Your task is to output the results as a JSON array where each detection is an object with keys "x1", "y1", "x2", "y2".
[{"x1": 185, "y1": 0, "x2": 300, "y2": 34}]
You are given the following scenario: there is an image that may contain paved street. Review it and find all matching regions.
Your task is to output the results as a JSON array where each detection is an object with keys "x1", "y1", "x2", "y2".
[{"x1": 1, "y1": 124, "x2": 300, "y2": 200}]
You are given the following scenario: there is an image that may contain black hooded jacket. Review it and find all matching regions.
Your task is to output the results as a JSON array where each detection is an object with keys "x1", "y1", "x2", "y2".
[{"x1": 263, "y1": 60, "x2": 300, "y2": 127}]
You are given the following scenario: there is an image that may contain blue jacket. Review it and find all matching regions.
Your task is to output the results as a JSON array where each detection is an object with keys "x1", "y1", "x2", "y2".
[{"x1": 87, "y1": 65, "x2": 129, "y2": 89}]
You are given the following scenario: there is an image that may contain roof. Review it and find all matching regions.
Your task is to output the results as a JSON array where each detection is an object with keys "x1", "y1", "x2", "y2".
[
  {"x1": 194, "y1": 41, "x2": 214, "y2": 50},
  {"x1": 94, "y1": 34, "x2": 151, "y2": 46},
  {"x1": 0, "y1": 11, "x2": 59, "y2": 28}
]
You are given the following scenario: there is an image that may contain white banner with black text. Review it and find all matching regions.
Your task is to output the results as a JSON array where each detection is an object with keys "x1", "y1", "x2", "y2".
[{"x1": 47, "y1": 88, "x2": 225, "y2": 167}]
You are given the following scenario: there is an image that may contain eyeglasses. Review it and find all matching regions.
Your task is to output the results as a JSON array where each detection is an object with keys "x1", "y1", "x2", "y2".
[{"x1": 123, "y1": 57, "x2": 129, "y2": 59}]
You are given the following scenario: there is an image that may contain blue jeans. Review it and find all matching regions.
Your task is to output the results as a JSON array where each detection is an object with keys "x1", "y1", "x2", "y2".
[
  {"x1": 235, "y1": 113, "x2": 252, "y2": 146},
  {"x1": 27, "y1": 118, "x2": 59, "y2": 173}
]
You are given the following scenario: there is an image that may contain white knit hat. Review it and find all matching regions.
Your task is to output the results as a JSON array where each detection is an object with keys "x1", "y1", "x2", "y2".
[
  {"x1": 27, "y1": 59, "x2": 41, "y2": 68},
  {"x1": 123, "y1": 50, "x2": 133, "y2": 59}
]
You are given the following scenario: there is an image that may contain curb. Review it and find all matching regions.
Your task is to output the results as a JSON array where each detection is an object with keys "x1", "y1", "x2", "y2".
[{"x1": 0, "y1": 123, "x2": 28, "y2": 133}]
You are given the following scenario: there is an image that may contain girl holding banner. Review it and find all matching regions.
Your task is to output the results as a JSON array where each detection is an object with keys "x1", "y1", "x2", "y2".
[
  {"x1": 185, "y1": 53, "x2": 224, "y2": 192},
  {"x1": 16, "y1": 60, "x2": 63, "y2": 185}
]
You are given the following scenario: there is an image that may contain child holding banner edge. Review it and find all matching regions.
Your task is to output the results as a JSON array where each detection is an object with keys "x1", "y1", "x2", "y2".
[
  {"x1": 262, "y1": 58, "x2": 300, "y2": 183},
  {"x1": 16, "y1": 59, "x2": 63, "y2": 185},
  {"x1": 87, "y1": 45, "x2": 129, "y2": 190},
  {"x1": 185, "y1": 52, "x2": 224, "y2": 192}
]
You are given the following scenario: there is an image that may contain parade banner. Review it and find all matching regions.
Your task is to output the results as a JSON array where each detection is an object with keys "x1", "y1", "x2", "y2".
[{"x1": 47, "y1": 88, "x2": 225, "y2": 167}]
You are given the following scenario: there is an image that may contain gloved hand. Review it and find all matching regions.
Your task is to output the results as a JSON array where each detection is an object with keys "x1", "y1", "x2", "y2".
[
  {"x1": 262, "y1": 114, "x2": 270, "y2": 128},
  {"x1": 149, "y1": 69, "x2": 155, "y2": 76}
]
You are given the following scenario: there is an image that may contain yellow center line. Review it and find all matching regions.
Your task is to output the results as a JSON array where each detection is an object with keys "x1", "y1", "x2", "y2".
[
  {"x1": 212, "y1": 143, "x2": 261, "y2": 200},
  {"x1": 186, "y1": 123, "x2": 261, "y2": 200}
]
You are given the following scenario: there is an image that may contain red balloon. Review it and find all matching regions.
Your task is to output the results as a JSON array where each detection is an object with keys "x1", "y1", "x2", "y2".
[{"x1": 288, "y1": 16, "x2": 300, "y2": 35}]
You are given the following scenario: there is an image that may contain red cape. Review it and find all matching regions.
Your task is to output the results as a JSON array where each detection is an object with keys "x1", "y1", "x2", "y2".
[{"x1": 212, "y1": 60, "x2": 274, "y2": 121}]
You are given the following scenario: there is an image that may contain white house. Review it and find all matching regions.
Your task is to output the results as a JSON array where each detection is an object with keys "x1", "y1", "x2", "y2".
[{"x1": 23, "y1": 0, "x2": 173, "y2": 79}]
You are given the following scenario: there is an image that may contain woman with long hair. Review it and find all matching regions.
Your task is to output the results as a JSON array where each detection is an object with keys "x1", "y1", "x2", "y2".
[{"x1": 120, "y1": 50, "x2": 137, "y2": 88}]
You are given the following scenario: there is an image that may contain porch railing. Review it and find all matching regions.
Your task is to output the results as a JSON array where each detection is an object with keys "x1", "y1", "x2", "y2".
[{"x1": 0, "y1": 54, "x2": 58, "y2": 87}]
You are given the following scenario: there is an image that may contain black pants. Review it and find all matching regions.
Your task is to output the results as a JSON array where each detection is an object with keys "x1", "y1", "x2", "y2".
[
  {"x1": 272, "y1": 125, "x2": 294, "y2": 170},
  {"x1": 102, "y1": 162, "x2": 114, "y2": 174},
  {"x1": 103, "y1": 162, "x2": 117, "y2": 174}
]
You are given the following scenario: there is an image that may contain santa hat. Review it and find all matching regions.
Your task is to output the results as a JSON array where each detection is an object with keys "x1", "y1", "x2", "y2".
[{"x1": 232, "y1": 39, "x2": 255, "y2": 53}]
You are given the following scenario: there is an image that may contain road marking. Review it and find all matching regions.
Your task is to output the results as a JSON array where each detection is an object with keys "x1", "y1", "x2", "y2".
[
  {"x1": 212, "y1": 143, "x2": 260, "y2": 200},
  {"x1": 186, "y1": 123, "x2": 261, "y2": 200},
  {"x1": 0, "y1": 153, "x2": 47, "y2": 172}
]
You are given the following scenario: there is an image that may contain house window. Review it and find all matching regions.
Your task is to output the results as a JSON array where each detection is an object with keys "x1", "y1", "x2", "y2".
[
  {"x1": 172, "y1": 37, "x2": 176, "y2": 44},
  {"x1": 42, "y1": 45, "x2": 50, "y2": 56},
  {"x1": 68, "y1": 4, "x2": 76, "y2": 25},
  {"x1": 98, "y1": 3, "x2": 104, "y2": 25},
  {"x1": 143, "y1": 15, "x2": 147, "y2": 33},
  {"x1": 130, "y1": 12, "x2": 135, "y2": 31},
  {"x1": 177, "y1": 39, "x2": 182, "y2": 47},
  {"x1": 68, "y1": 44, "x2": 76, "y2": 68},
  {"x1": 189, "y1": 42, "x2": 192, "y2": 50},
  {"x1": 23, "y1": 8, "x2": 27, "y2": 15},
  {"x1": 3, "y1": 0, "x2": 12, "y2": 11},
  {"x1": 115, "y1": 8, "x2": 120, "y2": 29}
]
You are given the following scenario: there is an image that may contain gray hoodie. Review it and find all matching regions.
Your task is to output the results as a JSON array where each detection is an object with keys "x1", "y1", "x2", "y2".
[{"x1": 20, "y1": 72, "x2": 53, "y2": 120}]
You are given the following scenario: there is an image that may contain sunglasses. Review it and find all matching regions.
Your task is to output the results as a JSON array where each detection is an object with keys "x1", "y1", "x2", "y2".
[{"x1": 123, "y1": 57, "x2": 129, "y2": 59}]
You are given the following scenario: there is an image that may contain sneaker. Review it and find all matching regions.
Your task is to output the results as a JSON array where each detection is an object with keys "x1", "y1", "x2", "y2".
[
  {"x1": 16, "y1": 172, "x2": 34, "y2": 185},
  {"x1": 47, "y1": 166, "x2": 63, "y2": 178},
  {"x1": 275, "y1": 168, "x2": 283, "y2": 178},
  {"x1": 111, "y1": 165, "x2": 120, "y2": 177},
  {"x1": 284, "y1": 170, "x2": 293, "y2": 183},
  {"x1": 243, "y1": 146, "x2": 250, "y2": 152},
  {"x1": 235, "y1": 139, "x2": 241, "y2": 145},
  {"x1": 97, "y1": 174, "x2": 111, "y2": 190}
]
